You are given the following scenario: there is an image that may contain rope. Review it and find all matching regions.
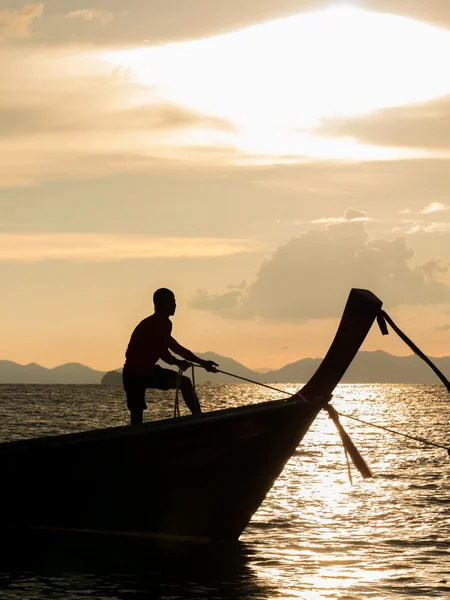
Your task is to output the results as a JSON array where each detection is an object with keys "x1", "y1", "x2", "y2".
[
  {"x1": 189, "y1": 313, "x2": 450, "y2": 456},
  {"x1": 378, "y1": 310, "x2": 450, "y2": 393},
  {"x1": 208, "y1": 367, "x2": 293, "y2": 396},
  {"x1": 192, "y1": 364, "x2": 196, "y2": 398},
  {"x1": 173, "y1": 368, "x2": 182, "y2": 418},
  {"x1": 200, "y1": 364, "x2": 450, "y2": 456},
  {"x1": 344, "y1": 445, "x2": 353, "y2": 485},
  {"x1": 191, "y1": 364, "x2": 202, "y2": 414},
  {"x1": 173, "y1": 364, "x2": 200, "y2": 417},
  {"x1": 334, "y1": 410, "x2": 450, "y2": 456}
]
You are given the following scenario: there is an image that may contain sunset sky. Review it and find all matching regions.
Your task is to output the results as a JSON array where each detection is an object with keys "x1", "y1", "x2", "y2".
[{"x1": 1, "y1": 0, "x2": 450, "y2": 371}]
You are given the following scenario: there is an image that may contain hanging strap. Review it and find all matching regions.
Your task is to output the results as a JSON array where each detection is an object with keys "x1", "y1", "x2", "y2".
[
  {"x1": 326, "y1": 405, "x2": 373, "y2": 479},
  {"x1": 343, "y1": 444, "x2": 353, "y2": 485},
  {"x1": 377, "y1": 310, "x2": 450, "y2": 393}
]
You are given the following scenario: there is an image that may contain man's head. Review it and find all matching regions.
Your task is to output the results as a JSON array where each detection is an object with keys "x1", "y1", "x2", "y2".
[{"x1": 153, "y1": 288, "x2": 176, "y2": 316}]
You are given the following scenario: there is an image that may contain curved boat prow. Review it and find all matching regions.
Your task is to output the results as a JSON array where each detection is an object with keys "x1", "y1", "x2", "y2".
[{"x1": 297, "y1": 289, "x2": 382, "y2": 402}]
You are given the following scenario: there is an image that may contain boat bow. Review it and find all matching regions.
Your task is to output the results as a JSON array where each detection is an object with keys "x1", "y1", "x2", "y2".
[{"x1": 297, "y1": 288, "x2": 382, "y2": 403}]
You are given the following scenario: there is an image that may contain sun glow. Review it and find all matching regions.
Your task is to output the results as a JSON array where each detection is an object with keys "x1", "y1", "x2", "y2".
[{"x1": 103, "y1": 6, "x2": 450, "y2": 160}]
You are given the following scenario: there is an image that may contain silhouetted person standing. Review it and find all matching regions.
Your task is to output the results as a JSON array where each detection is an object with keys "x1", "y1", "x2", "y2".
[{"x1": 123, "y1": 288, "x2": 218, "y2": 424}]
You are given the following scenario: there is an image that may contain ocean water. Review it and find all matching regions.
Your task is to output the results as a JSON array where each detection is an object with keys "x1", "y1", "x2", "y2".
[{"x1": 0, "y1": 382, "x2": 449, "y2": 599}]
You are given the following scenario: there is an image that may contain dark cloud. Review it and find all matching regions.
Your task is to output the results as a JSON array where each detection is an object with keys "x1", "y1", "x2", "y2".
[
  {"x1": 418, "y1": 258, "x2": 449, "y2": 278},
  {"x1": 191, "y1": 289, "x2": 243, "y2": 312},
  {"x1": 190, "y1": 212, "x2": 450, "y2": 320},
  {"x1": 0, "y1": 102, "x2": 233, "y2": 136},
  {"x1": 9, "y1": 1, "x2": 450, "y2": 47},
  {"x1": 366, "y1": 0, "x2": 450, "y2": 29},
  {"x1": 344, "y1": 208, "x2": 368, "y2": 220},
  {"x1": 436, "y1": 323, "x2": 450, "y2": 331},
  {"x1": 119, "y1": 104, "x2": 234, "y2": 132},
  {"x1": 320, "y1": 95, "x2": 450, "y2": 151}
]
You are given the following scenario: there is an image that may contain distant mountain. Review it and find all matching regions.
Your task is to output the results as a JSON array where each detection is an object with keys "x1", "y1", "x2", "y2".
[
  {"x1": 101, "y1": 350, "x2": 450, "y2": 387},
  {"x1": 0, "y1": 361, "x2": 105, "y2": 384},
  {"x1": 262, "y1": 351, "x2": 450, "y2": 385},
  {"x1": 101, "y1": 352, "x2": 267, "y2": 386},
  {"x1": 1, "y1": 351, "x2": 449, "y2": 385}
]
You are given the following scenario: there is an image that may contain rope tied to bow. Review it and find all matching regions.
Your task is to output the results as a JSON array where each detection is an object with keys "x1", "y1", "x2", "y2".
[{"x1": 377, "y1": 310, "x2": 450, "y2": 393}]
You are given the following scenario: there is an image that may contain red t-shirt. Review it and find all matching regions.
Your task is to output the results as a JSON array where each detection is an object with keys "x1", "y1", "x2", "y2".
[{"x1": 125, "y1": 314, "x2": 172, "y2": 376}]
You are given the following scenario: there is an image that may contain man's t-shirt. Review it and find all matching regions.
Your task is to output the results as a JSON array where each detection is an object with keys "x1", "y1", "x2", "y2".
[{"x1": 125, "y1": 314, "x2": 172, "y2": 376}]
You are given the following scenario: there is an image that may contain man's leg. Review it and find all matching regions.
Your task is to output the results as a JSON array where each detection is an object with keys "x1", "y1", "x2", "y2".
[
  {"x1": 129, "y1": 408, "x2": 144, "y2": 425},
  {"x1": 153, "y1": 366, "x2": 202, "y2": 416},
  {"x1": 179, "y1": 375, "x2": 202, "y2": 415},
  {"x1": 123, "y1": 369, "x2": 147, "y2": 425}
]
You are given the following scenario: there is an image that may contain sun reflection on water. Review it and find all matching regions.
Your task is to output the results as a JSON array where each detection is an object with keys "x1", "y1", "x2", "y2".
[{"x1": 242, "y1": 383, "x2": 450, "y2": 598}]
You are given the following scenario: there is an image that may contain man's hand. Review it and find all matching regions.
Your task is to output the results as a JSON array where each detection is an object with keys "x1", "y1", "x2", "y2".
[
  {"x1": 201, "y1": 360, "x2": 219, "y2": 373},
  {"x1": 177, "y1": 360, "x2": 192, "y2": 372}
]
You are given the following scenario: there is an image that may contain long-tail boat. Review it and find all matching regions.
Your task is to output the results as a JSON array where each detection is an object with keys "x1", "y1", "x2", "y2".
[{"x1": 0, "y1": 288, "x2": 383, "y2": 542}]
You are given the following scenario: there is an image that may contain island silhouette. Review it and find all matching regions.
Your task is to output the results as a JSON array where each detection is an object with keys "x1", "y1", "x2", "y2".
[{"x1": 1, "y1": 351, "x2": 449, "y2": 385}]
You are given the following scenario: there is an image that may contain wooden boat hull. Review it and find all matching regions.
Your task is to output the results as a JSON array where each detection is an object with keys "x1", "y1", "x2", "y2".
[
  {"x1": 0, "y1": 288, "x2": 383, "y2": 541},
  {"x1": 1, "y1": 398, "x2": 320, "y2": 542}
]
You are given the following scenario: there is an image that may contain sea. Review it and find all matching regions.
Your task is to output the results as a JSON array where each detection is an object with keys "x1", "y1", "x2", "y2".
[{"x1": 0, "y1": 383, "x2": 449, "y2": 600}]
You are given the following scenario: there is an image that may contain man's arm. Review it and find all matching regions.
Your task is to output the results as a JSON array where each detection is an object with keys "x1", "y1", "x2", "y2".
[
  {"x1": 169, "y1": 337, "x2": 218, "y2": 372},
  {"x1": 159, "y1": 347, "x2": 187, "y2": 369}
]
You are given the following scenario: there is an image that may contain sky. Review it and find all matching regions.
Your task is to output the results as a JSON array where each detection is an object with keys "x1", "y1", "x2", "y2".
[{"x1": 1, "y1": 0, "x2": 450, "y2": 371}]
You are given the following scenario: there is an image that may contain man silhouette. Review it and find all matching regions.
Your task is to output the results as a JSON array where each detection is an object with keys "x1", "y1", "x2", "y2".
[{"x1": 123, "y1": 288, "x2": 218, "y2": 424}]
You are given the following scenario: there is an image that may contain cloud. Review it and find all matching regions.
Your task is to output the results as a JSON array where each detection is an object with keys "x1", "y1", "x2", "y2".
[
  {"x1": 2, "y1": 9, "x2": 450, "y2": 188},
  {"x1": 312, "y1": 207, "x2": 370, "y2": 225},
  {"x1": 436, "y1": 324, "x2": 450, "y2": 331},
  {"x1": 190, "y1": 211, "x2": 450, "y2": 320},
  {"x1": 0, "y1": 3, "x2": 43, "y2": 41},
  {"x1": 0, "y1": 101, "x2": 233, "y2": 137},
  {"x1": 392, "y1": 202, "x2": 450, "y2": 234},
  {"x1": 421, "y1": 202, "x2": 449, "y2": 214},
  {"x1": 321, "y1": 95, "x2": 450, "y2": 153},
  {"x1": 100, "y1": 10, "x2": 450, "y2": 162},
  {"x1": 0, "y1": 47, "x2": 238, "y2": 187},
  {"x1": 5, "y1": 1, "x2": 450, "y2": 48},
  {"x1": 399, "y1": 222, "x2": 450, "y2": 235},
  {"x1": 0, "y1": 233, "x2": 264, "y2": 262},
  {"x1": 3, "y1": 9, "x2": 450, "y2": 188},
  {"x1": 417, "y1": 258, "x2": 449, "y2": 277},
  {"x1": 66, "y1": 9, "x2": 113, "y2": 25}
]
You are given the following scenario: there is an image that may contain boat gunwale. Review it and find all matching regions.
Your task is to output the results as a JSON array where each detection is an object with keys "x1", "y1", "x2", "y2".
[{"x1": 0, "y1": 393, "x2": 322, "y2": 454}]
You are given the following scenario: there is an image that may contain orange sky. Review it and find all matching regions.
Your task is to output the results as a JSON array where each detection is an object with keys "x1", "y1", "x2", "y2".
[{"x1": 1, "y1": 1, "x2": 450, "y2": 370}]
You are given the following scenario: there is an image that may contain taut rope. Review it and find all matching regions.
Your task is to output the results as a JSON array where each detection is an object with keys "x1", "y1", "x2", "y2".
[
  {"x1": 174, "y1": 309, "x2": 450, "y2": 462},
  {"x1": 377, "y1": 310, "x2": 450, "y2": 393},
  {"x1": 333, "y1": 410, "x2": 450, "y2": 456}
]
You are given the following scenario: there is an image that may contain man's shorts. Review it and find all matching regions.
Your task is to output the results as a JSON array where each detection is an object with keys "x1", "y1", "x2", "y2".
[{"x1": 122, "y1": 365, "x2": 179, "y2": 412}]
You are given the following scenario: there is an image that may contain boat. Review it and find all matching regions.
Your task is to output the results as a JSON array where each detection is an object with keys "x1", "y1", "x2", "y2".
[{"x1": 0, "y1": 288, "x2": 383, "y2": 542}]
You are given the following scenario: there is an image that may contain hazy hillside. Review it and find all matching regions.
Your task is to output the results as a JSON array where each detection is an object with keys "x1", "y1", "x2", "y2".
[
  {"x1": 1, "y1": 351, "x2": 449, "y2": 385},
  {"x1": 0, "y1": 361, "x2": 105, "y2": 384},
  {"x1": 101, "y1": 352, "x2": 267, "y2": 386},
  {"x1": 262, "y1": 351, "x2": 450, "y2": 385}
]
